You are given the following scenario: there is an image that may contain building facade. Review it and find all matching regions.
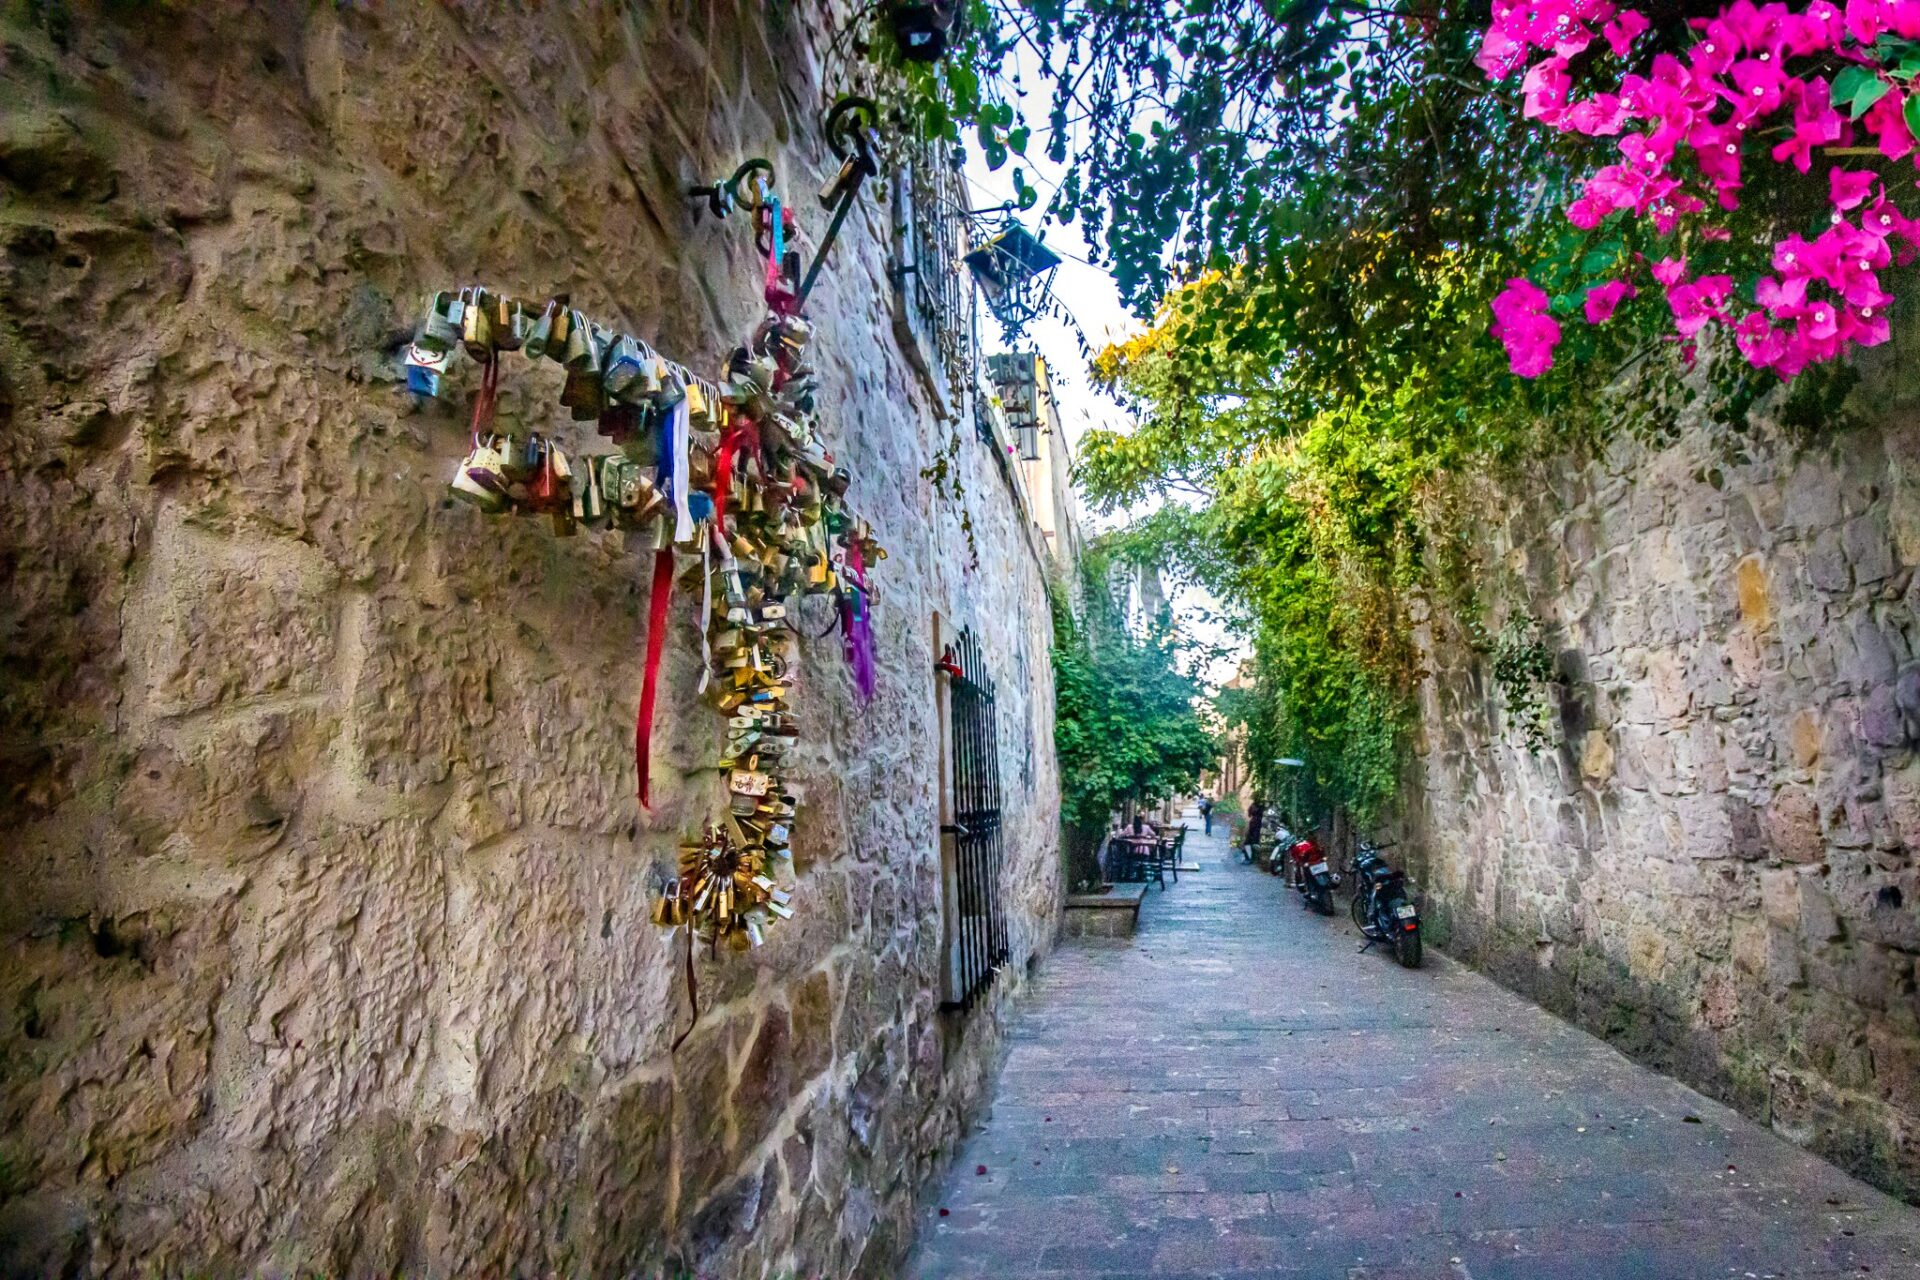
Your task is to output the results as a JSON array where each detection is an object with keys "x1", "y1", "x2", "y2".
[{"x1": 0, "y1": 2, "x2": 1065, "y2": 1274}]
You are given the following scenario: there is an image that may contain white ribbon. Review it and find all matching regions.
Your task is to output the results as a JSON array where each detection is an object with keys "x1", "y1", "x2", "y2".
[
  {"x1": 670, "y1": 395, "x2": 694, "y2": 544},
  {"x1": 697, "y1": 523, "x2": 714, "y2": 694}
]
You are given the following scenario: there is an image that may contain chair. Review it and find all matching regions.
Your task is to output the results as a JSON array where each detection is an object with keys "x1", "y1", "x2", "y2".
[
  {"x1": 1140, "y1": 835, "x2": 1168, "y2": 889},
  {"x1": 1154, "y1": 826, "x2": 1187, "y2": 884},
  {"x1": 1103, "y1": 832, "x2": 1145, "y2": 884}
]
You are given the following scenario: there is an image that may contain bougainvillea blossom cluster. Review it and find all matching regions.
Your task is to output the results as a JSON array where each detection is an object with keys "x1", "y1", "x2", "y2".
[{"x1": 1479, "y1": 0, "x2": 1920, "y2": 380}]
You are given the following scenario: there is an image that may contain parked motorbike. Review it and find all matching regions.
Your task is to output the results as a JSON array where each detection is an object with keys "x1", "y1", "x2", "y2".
[
  {"x1": 1260, "y1": 826, "x2": 1290, "y2": 874},
  {"x1": 1284, "y1": 834, "x2": 1338, "y2": 914},
  {"x1": 1349, "y1": 842, "x2": 1423, "y2": 967}
]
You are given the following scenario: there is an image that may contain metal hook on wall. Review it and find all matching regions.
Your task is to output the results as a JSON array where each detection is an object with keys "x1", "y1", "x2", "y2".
[{"x1": 797, "y1": 97, "x2": 882, "y2": 308}]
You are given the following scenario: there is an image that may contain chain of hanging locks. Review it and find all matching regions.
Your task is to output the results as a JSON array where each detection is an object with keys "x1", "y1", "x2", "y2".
[{"x1": 402, "y1": 223, "x2": 884, "y2": 953}]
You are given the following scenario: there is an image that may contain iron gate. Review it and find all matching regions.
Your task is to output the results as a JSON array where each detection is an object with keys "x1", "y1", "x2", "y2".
[{"x1": 943, "y1": 627, "x2": 1007, "y2": 1010}]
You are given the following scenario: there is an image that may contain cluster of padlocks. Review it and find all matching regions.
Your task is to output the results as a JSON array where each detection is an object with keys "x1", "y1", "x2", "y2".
[{"x1": 405, "y1": 279, "x2": 883, "y2": 951}]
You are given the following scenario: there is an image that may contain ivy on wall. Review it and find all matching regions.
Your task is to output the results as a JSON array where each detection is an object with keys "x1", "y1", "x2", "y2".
[{"x1": 1049, "y1": 546, "x2": 1214, "y2": 835}]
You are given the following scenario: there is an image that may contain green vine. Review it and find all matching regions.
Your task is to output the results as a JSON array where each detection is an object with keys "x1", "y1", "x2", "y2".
[
  {"x1": 1491, "y1": 613, "x2": 1558, "y2": 755},
  {"x1": 920, "y1": 430, "x2": 978, "y2": 567}
]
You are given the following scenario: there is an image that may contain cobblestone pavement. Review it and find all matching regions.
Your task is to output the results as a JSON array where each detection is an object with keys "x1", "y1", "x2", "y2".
[{"x1": 907, "y1": 812, "x2": 1920, "y2": 1279}]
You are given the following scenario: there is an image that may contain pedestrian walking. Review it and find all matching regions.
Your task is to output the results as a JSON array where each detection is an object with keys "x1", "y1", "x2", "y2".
[{"x1": 1198, "y1": 794, "x2": 1214, "y2": 836}]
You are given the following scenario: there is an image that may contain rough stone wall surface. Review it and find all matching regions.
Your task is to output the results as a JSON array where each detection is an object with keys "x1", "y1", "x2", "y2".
[
  {"x1": 1401, "y1": 333, "x2": 1920, "y2": 1201},
  {"x1": 0, "y1": 2, "x2": 1062, "y2": 1275}
]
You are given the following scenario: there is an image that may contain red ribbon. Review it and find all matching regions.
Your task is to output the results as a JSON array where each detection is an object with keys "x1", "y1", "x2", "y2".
[
  {"x1": 470, "y1": 351, "x2": 499, "y2": 443},
  {"x1": 636, "y1": 546, "x2": 675, "y2": 808},
  {"x1": 712, "y1": 414, "x2": 762, "y2": 533}
]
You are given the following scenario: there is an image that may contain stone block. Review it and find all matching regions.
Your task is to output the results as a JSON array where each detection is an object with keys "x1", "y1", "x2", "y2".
[
  {"x1": 1892, "y1": 482, "x2": 1920, "y2": 567},
  {"x1": 789, "y1": 967, "x2": 835, "y2": 1085},
  {"x1": 1783, "y1": 463, "x2": 1843, "y2": 531},
  {"x1": 1734, "y1": 554, "x2": 1771, "y2": 628},
  {"x1": 673, "y1": 1019, "x2": 741, "y2": 1214},
  {"x1": 0, "y1": 900, "x2": 234, "y2": 1196},
  {"x1": 1765, "y1": 786, "x2": 1825, "y2": 864},
  {"x1": 235, "y1": 819, "x2": 444, "y2": 1152},
  {"x1": 1886, "y1": 757, "x2": 1920, "y2": 851},
  {"x1": 1786, "y1": 708, "x2": 1824, "y2": 769},
  {"x1": 1898, "y1": 664, "x2": 1920, "y2": 737},
  {"x1": 1799, "y1": 878, "x2": 1845, "y2": 944},
  {"x1": 580, "y1": 1074, "x2": 674, "y2": 1273},
  {"x1": 733, "y1": 1006, "x2": 794, "y2": 1156},
  {"x1": 1843, "y1": 514, "x2": 1896, "y2": 586},
  {"x1": 1862, "y1": 685, "x2": 1910, "y2": 749},
  {"x1": 135, "y1": 520, "x2": 339, "y2": 719},
  {"x1": 1579, "y1": 729, "x2": 1615, "y2": 783},
  {"x1": 1804, "y1": 529, "x2": 1852, "y2": 594},
  {"x1": 1847, "y1": 615, "x2": 1900, "y2": 687}
]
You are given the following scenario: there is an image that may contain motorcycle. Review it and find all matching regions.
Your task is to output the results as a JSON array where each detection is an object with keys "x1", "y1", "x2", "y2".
[
  {"x1": 1349, "y1": 842, "x2": 1423, "y2": 967},
  {"x1": 1284, "y1": 834, "x2": 1339, "y2": 914}
]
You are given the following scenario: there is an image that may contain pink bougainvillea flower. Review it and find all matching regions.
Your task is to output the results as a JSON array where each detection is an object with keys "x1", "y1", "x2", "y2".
[
  {"x1": 1490, "y1": 278, "x2": 1562, "y2": 377},
  {"x1": 1691, "y1": 119, "x2": 1745, "y2": 193},
  {"x1": 1475, "y1": 0, "x2": 1909, "y2": 381},
  {"x1": 1578, "y1": 163, "x2": 1647, "y2": 220},
  {"x1": 1651, "y1": 255, "x2": 1689, "y2": 285},
  {"x1": 1756, "y1": 272, "x2": 1809, "y2": 314},
  {"x1": 1727, "y1": 0, "x2": 1802, "y2": 57},
  {"x1": 1863, "y1": 194, "x2": 1920, "y2": 256},
  {"x1": 1830, "y1": 167, "x2": 1878, "y2": 210},
  {"x1": 1650, "y1": 187, "x2": 1705, "y2": 234},
  {"x1": 1848, "y1": 302, "x2": 1893, "y2": 346},
  {"x1": 1862, "y1": 89, "x2": 1916, "y2": 161},
  {"x1": 1845, "y1": 0, "x2": 1892, "y2": 44},
  {"x1": 1566, "y1": 193, "x2": 1614, "y2": 228},
  {"x1": 1803, "y1": 298, "x2": 1841, "y2": 341},
  {"x1": 1476, "y1": 25, "x2": 1528, "y2": 78},
  {"x1": 1771, "y1": 79, "x2": 1849, "y2": 173},
  {"x1": 1727, "y1": 57, "x2": 1790, "y2": 119},
  {"x1": 1563, "y1": 93, "x2": 1630, "y2": 135},
  {"x1": 1618, "y1": 130, "x2": 1674, "y2": 174},
  {"x1": 1584, "y1": 279, "x2": 1638, "y2": 322},
  {"x1": 1735, "y1": 312, "x2": 1789, "y2": 369},
  {"x1": 1773, "y1": 233, "x2": 1838, "y2": 285},
  {"x1": 1603, "y1": 9, "x2": 1650, "y2": 56},
  {"x1": 1688, "y1": 18, "x2": 1741, "y2": 77},
  {"x1": 1523, "y1": 56, "x2": 1574, "y2": 122},
  {"x1": 1668, "y1": 274, "x2": 1733, "y2": 336}
]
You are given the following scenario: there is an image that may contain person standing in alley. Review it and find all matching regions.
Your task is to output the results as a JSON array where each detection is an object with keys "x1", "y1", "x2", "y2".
[
  {"x1": 1198, "y1": 794, "x2": 1214, "y2": 835},
  {"x1": 1242, "y1": 793, "x2": 1266, "y2": 862}
]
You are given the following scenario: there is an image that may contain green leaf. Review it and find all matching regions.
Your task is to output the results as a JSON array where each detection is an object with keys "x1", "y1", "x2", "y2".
[
  {"x1": 1833, "y1": 65, "x2": 1877, "y2": 108},
  {"x1": 1008, "y1": 125, "x2": 1030, "y2": 155},
  {"x1": 1907, "y1": 91, "x2": 1920, "y2": 140},
  {"x1": 1833, "y1": 66, "x2": 1890, "y2": 118}
]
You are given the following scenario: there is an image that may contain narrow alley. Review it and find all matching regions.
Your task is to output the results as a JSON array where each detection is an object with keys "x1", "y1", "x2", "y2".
[{"x1": 909, "y1": 814, "x2": 1920, "y2": 1279}]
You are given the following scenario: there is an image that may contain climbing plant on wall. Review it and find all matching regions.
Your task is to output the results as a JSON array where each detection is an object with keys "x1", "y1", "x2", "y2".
[{"x1": 1048, "y1": 545, "x2": 1215, "y2": 833}]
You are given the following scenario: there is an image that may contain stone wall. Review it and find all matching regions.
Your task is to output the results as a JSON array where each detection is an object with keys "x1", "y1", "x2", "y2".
[
  {"x1": 0, "y1": 1, "x2": 1062, "y2": 1275},
  {"x1": 1401, "y1": 333, "x2": 1920, "y2": 1200}
]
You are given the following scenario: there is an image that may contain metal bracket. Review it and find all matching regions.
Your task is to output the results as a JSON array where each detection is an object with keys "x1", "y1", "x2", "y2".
[{"x1": 796, "y1": 97, "x2": 882, "y2": 309}]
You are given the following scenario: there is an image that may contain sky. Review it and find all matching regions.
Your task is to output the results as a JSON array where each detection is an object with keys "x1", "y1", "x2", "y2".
[{"x1": 958, "y1": 133, "x2": 1251, "y2": 691}]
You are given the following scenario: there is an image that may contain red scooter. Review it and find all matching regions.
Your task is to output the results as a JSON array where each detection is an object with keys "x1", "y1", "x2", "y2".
[{"x1": 1284, "y1": 835, "x2": 1339, "y2": 915}]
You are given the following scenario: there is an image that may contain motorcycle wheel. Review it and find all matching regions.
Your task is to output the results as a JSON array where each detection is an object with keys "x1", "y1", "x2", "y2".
[
  {"x1": 1395, "y1": 929, "x2": 1423, "y2": 968},
  {"x1": 1349, "y1": 890, "x2": 1369, "y2": 933},
  {"x1": 1309, "y1": 883, "x2": 1333, "y2": 915}
]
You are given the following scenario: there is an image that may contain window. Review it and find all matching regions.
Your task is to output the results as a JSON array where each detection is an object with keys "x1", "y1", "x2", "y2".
[{"x1": 937, "y1": 625, "x2": 1007, "y2": 1010}]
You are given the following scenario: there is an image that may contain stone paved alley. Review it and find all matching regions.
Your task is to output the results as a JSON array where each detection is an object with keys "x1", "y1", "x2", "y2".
[{"x1": 908, "y1": 816, "x2": 1920, "y2": 1279}]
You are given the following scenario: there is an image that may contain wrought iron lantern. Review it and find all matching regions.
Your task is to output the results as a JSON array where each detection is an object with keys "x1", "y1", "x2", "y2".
[
  {"x1": 963, "y1": 218, "x2": 1061, "y2": 341},
  {"x1": 986, "y1": 352, "x2": 1043, "y2": 461},
  {"x1": 890, "y1": 0, "x2": 962, "y2": 62}
]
